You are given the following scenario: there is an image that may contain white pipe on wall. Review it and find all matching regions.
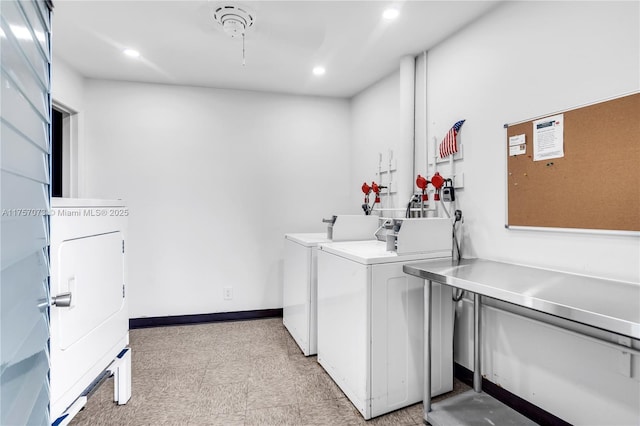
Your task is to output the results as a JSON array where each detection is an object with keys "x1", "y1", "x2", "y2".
[
  {"x1": 399, "y1": 55, "x2": 416, "y2": 211},
  {"x1": 423, "y1": 51, "x2": 428, "y2": 180}
]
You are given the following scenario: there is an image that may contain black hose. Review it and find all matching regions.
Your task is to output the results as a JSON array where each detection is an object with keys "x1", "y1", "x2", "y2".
[{"x1": 451, "y1": 216, "x2": 464, "y2": 302}]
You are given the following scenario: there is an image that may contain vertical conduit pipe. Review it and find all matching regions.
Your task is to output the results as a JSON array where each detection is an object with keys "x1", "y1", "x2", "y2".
[
  {"x1": 423, "y1": 52, "x2": 427, "y2": 177},
  {"x1": 423, "y1": 51, "x2": 429, "y2": 214},
  {"x1": 399, "y1": 55, "x2": 416, "y2": 213}
]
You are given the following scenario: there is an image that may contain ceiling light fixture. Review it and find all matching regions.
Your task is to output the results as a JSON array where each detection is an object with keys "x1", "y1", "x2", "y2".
[
  {"x1": 123, "y1": 48, "x2": 140, "y2": 58},
  {"x1": 382, "y1": 8, "x2": 399, "y2": 20},
  {"x1": 313, "y1": 66, "x2": 326, "y2": 76}
]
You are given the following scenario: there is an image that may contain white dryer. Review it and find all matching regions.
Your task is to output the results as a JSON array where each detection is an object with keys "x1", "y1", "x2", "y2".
[
  {"x1": 316, "y1": 218, "x2": 454, "y2": 419},
  {"x1": 50, "y1": 199, "x2": 131, "y2": 425}
]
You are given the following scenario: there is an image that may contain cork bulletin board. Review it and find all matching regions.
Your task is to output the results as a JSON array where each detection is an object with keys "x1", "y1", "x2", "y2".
[{"x1": 506, "y1": 93, "x2": 639, "y2": 232}]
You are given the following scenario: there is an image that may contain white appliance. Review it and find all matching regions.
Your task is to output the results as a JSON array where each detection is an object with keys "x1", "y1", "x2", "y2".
[
  {"x1": 283, "y1": 215, "x2": 380, "y2": 356},
  {"x1": 283, "y1": 233, "x2": 329, "y2": 356},
  {"x1": 317, "y1": 218, "x2": 454, "y2": 419},
  {"x1": 50, "y1": 199, "x2": 131, "y2": 425}
]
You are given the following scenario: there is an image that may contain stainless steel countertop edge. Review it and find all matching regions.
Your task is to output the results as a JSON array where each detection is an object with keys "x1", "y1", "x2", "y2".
[{"x1": 402, "y1": 261, "x2": 640, "y2": 340}]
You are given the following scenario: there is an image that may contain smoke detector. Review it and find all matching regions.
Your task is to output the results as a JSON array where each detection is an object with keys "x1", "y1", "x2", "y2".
[{"x1": 213, "y1": 5, "x2": 254, "y2": 38}]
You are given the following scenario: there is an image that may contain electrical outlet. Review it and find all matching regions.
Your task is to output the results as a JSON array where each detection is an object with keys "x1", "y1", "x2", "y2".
[
  {"x1": 223, "y1": 287, "x2": 233, "y2": 300},
  {"x1": 453, "y1": 173, "x2": 464, "y2": 189}
]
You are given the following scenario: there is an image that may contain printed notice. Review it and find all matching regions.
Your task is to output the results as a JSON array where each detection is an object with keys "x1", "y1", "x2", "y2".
[
  {"x1": 533, "y1": 114, "x2": 564, "y2": 161},
  {"x1": 508, "y1": 134, "x2": 526, "y2": 156}
]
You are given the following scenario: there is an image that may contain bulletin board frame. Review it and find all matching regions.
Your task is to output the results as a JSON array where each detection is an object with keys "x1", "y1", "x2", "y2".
[{"x1": 505, "y1": 92, "x2": 640, "y2": 233}]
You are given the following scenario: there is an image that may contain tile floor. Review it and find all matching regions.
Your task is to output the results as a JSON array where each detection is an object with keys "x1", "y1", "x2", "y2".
[{"x1": 70, "y1": 317, "x2": 469, "y2": 425}]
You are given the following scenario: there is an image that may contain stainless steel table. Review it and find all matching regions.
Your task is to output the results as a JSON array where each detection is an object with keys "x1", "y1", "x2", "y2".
[{"x1": 403, "y1": 258, "x2": 640, "y2": 426}]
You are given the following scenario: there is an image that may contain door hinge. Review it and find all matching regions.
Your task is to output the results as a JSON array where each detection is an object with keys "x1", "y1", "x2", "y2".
[
  {"x1": 122, "y1": 240, "x2": 125, "y2": 253},
  {"x1": 122, "y1": 284, "x2": 125, "y2": 298}
]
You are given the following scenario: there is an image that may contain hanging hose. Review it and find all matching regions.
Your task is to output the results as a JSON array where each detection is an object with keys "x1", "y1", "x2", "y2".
[
  {"x1": 451, "y1": 209, "x2": 465, "y2": 302},
  {"x1": 405, "y1": 194, "x2": 420, "y2": 218},
  {"x1": 452, "y1": 221, "x2": 462, "y2": 261}
]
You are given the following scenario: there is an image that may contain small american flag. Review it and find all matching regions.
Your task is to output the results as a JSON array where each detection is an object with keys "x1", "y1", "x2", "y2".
[{"x1": 439, "y1": 120, "x2": 465, "y2": 159}]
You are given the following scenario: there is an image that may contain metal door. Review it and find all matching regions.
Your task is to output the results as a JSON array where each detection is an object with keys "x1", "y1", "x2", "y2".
[{"x1": 0, "y1": 0, "x2": 52, "y2": 424}]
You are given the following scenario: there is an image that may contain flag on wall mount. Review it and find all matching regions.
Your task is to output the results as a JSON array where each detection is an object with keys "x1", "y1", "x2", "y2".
[{"x1": 439, "y1": 120, "x2": 466, "y2": 159}]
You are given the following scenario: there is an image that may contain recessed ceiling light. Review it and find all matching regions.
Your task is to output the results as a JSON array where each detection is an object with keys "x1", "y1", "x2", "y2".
[
  {"x1": 382, "y1": 8, "x2": 399, "y2": 20},
  {"x1": 312, "y1": 66, "x2": 326, "y2": 76},
  {"x1": 123, "y1": 48, "x2": 140, "y2": 58}
]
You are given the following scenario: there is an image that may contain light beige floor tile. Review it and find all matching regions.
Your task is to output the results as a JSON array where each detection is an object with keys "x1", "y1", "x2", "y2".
[
  {"x1": 246, "y1": 376, "x2": 299, "y2": 410},
  {"x1": 250, "y1": 354, "x2": 295, "y2": 380},
  {"x1": 69, "y1": 404, "x2": 139, "y2": 426},
  {"x1": 127, "y1": 391, "x2": 197, "y2": 425},
  {"x1": 177, "y1": 336, "x2": 221, "y2": 352},
  {"x1": 318, "y1": 393, "x2": 418, "y2": 425},
  {"x1": 246, "y1": 338, "x2": 290, "y2": 358},
  {"x1": 318, "y1": 370, "x2": 349, "y2": 400},
  {"x1": 285, "y1": 334, "x2": 304, "y2": 356},
  {"x1": 208, "y1": 340, "x2": 254, "y2": 362},
  {"x1": 295, "y1": 373, "x2": 344, "y2": 405},
  {"x1": 189, "y1": 382, "x2": 247, "y2": 416},
  {"x1": 245, "y1": 404, "x2": 302, "y2": 426},
  {"x1": 132, "y1": 366, "x2": 205, "y2": 393},
  {"x1": 252, "y1": 345, "x2": 290, "y2": 359},
  {"x1": 435, "y1": 377, "x2": 471, "y2": 401},
  {"x1": 70, "y1": 318, "x2": 469, "y2": 426},
  {"x1": 132, "y1": 348, "x2": 212, "y2": 371},
  {"x1": 289, "y1": 354, "x2": 325, "y2": 376},
  {"x1": 187, "y1": 411, "x2": 246, "y2": 426},
  {"x1": 367, "y1": 407, "x2": 416, "y2": 425},
  {"x1": 299, "y1": 398, "x2": 363, "y2": 425},
  {"x1": 202, "y1": 358, "x2": 252, "y2": 386},
  {"x1": 405, "y1": 402, "x2": 425, "y2": 424}
]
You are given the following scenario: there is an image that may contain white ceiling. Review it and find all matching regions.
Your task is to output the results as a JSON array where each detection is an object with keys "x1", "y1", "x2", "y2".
[{"x1": 52, "y1": 0, "x2": 500, "y2": 98}]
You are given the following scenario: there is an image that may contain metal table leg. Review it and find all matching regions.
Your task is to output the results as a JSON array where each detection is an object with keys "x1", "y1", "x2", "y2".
[
  {"x1": 474, "y1": 293, "x2": 482, "y2": 392},
  {"x1": 419, "y1": 286, "x2": 537, "y2": 426},
  {"x1": 423, "y1": 279, "x2": 432, "y2": 423}
]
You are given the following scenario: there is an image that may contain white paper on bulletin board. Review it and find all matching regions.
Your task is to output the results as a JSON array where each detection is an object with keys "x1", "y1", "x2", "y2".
[
  {"x1": 533, "y1": 114, "x2": 564, "y2": 161},
  {"x1": 509, "y1": 134, "x2": 526, "y2": 156}
]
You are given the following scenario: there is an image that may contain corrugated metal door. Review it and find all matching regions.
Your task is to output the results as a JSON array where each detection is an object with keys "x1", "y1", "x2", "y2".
[{"x1": 0, "y1": 0, "x2": 52, "y2": 425}]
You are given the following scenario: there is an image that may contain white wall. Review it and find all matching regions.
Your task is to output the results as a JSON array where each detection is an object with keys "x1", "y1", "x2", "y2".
[
  {"x1": 420, "y1": 2, "x2": 639, "y2": 424},
  {"x1": 424, "y1": 1, "x2": 639, "y2": 282},
  {"x1": 350, "y1": 71, "x2": 403, "y2": 215},
  {"x1": 51, "y1": 56, "x2": 85, "y2": 197},
  {"x1": 79, "y1": 80, "x2": 352, "y2": 318}
]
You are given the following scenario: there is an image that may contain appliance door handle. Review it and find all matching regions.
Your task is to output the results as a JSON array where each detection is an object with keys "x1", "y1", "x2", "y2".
[{"x1": 52, "y1": 292, "x2": 72, "y2": 308}]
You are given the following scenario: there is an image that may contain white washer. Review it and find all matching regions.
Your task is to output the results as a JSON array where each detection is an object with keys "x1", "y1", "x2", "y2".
[
  {"x1": 283, "y1": 215, "x2": 380, "y2": 356},
  {"x1": 317, "y1": 239, "x2": 454, "y2": 419},
  {"x1": 283, "y1": 233, "x2": 329, "y2": 356}
]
